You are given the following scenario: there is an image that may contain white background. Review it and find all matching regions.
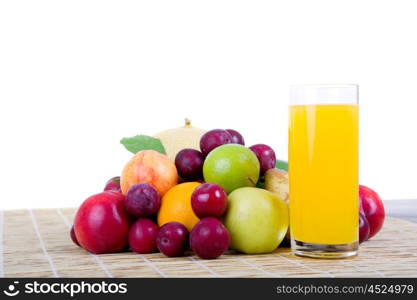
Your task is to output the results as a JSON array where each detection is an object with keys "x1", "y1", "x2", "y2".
[{"x1": 1, "y1": 0, "x2": 416, "y2": 210}]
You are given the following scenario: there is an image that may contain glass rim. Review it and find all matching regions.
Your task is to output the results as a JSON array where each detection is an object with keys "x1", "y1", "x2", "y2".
[
  {"x1": 290, "y1": 83, "x2": 358, "y2": 89},
  {"x1": 290, "y1": 84, "x2": 359, "y2": 105}
]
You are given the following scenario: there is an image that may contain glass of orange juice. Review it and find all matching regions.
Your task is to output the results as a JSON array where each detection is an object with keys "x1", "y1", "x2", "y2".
[{"x1": 289, "y1": 85, "x2": 359, "y2": 258}]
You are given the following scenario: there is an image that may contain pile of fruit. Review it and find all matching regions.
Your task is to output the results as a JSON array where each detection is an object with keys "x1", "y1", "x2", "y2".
[{"x1": 71, "y1": 121, "x2": 385, "y2": 259}]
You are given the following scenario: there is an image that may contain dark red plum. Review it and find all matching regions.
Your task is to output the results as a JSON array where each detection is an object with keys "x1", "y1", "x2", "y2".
[
  {"x1": 156, "y1": 222, "x2": 189, "y2": 257},
  {"x1": 175, "y1": 149, "x2": 205, "y2": 181},
  {"x1": 191, "y1": 183, "x2": 228, "y2": 218},
  {"x1": 225, "y1": 129, "x2": 245, "y2": 145},
  {"x1": 128, "y1": 219, "x2": 159, "y2": 254},
  {"x1": 190, "y1": 217, "x2": 230, "y2": 259},
  {"x1": 249, "y1": 144, "x2": 276, "y2": 176},
  {"x1": 200, "y1": 129, "x2": 232, "y2": 156},
  {"x1": 104, "y1": 176, "x2": 121, "y2": 193},
  {"x1": 125, "y1": 183, "x2": 161, "y2": 217}
]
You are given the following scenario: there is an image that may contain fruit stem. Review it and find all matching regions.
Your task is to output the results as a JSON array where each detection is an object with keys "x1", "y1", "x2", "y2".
[
  {"x1": 248, "y1": 177, "x2": 257, "y2": 186},
  {"x1": 184, "y1": 118, "x2": 191, "y2": 128}
]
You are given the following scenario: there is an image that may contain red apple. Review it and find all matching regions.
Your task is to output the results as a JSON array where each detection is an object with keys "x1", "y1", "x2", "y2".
[
  {"x1": 70, "y1": 225, "x2": 80, "y2": 247},
  {"x1": 74, "y1": 191, "x2": 130, "y2": 254},
  {"x1": 359, "y1": 212, "x2": 370, "y2": 243},
  {"x1": 359, "y1": 185, "x2": 385, "y2": 240}
]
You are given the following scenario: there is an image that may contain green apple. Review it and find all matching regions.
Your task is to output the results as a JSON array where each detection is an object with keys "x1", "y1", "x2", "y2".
[
  {"x1": 203, "y1": 144, "x2": 260, "y2": 194},
  {"x1": 224, "y1": 187, "x2": 289, "y2": 254}
]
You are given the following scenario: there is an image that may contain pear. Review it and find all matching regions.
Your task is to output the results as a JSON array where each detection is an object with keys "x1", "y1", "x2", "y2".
[
  {"x1": 264, "y1": 168, "x2": 291, "y2": 244},
  {"x1": 154, "y1": 119, "x2": 207, "y2": 161},
  {"x1": 264, "y1": 168, "x2": 289, "y2": 203}
]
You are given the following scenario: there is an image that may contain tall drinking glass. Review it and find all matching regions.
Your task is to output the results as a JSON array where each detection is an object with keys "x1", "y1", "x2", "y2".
[{"x1": 289, "y1": 85, "x2": 359, "y2": 258}]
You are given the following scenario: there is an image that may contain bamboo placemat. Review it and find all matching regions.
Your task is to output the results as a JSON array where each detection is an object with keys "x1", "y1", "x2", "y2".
[{"x1": 1, "y1": 208, "x2": 417, "y2": 278}]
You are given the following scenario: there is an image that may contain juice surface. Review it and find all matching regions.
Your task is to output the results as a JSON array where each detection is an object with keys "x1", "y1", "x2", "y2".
[{"x1": 289, "y1": 104, "x2": 358, "y2": 245}]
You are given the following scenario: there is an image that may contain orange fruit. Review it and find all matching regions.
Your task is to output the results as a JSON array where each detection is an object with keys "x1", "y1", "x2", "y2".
[
  {"x1": 157, "y1": 182, "x2": 201, "y2": 231},
  {"x1": 121, "y1": 150, "x2": 178, "y2": 196}
]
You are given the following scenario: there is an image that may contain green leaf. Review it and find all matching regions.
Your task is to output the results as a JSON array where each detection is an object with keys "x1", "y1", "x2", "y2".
[
  {"x1": 276, "y1": 159, "x2": 288, "y2": 172},
  {"x1": 256, "y1": 181, "x2": 265, "y2": 189},
  {"x1": 120, "y1": 135, "x2": 166, "y2": 155}
]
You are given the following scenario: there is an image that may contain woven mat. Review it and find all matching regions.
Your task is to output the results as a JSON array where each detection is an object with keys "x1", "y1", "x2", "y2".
[{"x1": 1, "y1": 208, "x2": 417, "y2": 278}]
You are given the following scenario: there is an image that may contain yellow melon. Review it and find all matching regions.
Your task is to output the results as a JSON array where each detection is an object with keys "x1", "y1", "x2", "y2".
[{"x1": 154, "y1": 119, "x2": 207, "y2": 161}]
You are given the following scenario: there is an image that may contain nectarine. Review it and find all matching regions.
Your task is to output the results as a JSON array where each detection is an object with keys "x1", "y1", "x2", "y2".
[{"x1": 121, "y1": 150, "x2": 178, "y2": 196}]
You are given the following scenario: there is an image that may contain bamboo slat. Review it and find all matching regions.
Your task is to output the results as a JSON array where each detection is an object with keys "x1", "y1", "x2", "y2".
[{"x1": 2, "y1": 208, "x2": 416, "y2": 278}]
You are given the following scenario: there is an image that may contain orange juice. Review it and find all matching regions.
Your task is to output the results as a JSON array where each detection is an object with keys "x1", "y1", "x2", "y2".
[{"x1": 289, "y1": 104, "x2": 358, "y2": 245}]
